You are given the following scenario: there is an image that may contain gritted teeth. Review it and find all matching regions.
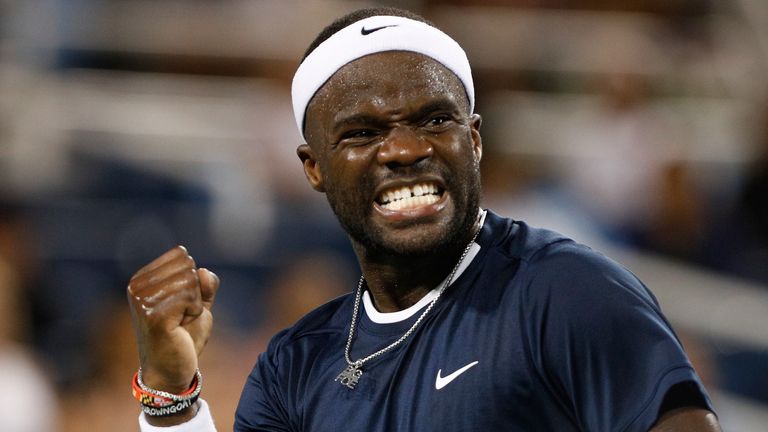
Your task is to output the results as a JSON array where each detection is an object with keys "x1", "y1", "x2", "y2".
[{"x1": 377, "y1": 182, "x2": 442, "y2": 211}]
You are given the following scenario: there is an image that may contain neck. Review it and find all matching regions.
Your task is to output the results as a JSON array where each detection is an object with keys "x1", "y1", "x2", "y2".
[
  {"x1": 351, "y1": 213, "x2": 481, "y2": 313},
  {"x1": 356, "y1": 251, "x2": 457, "y2": 313}
]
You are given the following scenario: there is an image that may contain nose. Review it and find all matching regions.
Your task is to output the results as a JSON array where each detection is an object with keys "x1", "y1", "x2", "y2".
[{"x1": 376, "y1": 126, "x2": 434, "y2": 168}]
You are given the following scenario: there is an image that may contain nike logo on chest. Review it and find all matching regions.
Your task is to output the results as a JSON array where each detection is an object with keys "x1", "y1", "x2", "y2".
[{"x1": 435, "y1": 361, "x2": 479, "y2": 390}]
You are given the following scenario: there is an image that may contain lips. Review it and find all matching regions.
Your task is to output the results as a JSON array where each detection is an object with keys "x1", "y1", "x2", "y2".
[{"x1": 376, "y1": 182, "x2": 443, "y2": 211}]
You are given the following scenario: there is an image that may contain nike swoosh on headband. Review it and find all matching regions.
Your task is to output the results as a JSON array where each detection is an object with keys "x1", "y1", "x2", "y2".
[{"x1": 361, "y1": 24, "x2": 398, "y2": 35}]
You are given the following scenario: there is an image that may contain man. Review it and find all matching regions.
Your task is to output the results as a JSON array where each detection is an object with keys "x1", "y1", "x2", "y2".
[{"x1": 127, "y1": 7, "x2": 721, "y2": 431}]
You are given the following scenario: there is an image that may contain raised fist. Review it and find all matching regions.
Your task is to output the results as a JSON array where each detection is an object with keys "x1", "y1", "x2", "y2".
[{"x1": 127, "y1": 246, "x2": 219, "y2": 394}]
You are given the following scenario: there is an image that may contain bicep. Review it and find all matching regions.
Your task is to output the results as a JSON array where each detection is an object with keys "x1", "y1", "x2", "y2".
[{"x1": 649, "y1": 407, "x2": 721, "y2": 432}]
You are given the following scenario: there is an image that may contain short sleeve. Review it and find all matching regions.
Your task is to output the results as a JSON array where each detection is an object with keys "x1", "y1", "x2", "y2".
[
  {"x1": 234, "y1": 335, "x2": 294, "y2": 432},
  {"x1": 523, "y1": 242, "x2": 712, "y2": 432}
]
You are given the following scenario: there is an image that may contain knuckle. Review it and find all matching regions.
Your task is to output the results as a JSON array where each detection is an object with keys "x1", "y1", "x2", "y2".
[
  {"x1": 127, "y1": 282, "x2": 148, "y2": 301},
  {"x1": 168, "y1": 245, "x2": 185, "y2": 258},
  {"x1": 128, "y1": 276, "x2": 148, "y2": 293},
  {"x1": 183, "y1": 268, "x2": 199, "y2": 284},
  {"x1": 167, "y1": 269, "x2": 199, "y2": 293}
]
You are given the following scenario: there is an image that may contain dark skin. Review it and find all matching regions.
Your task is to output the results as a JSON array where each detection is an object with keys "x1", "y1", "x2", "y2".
[
  {"x1": 653, "y1": 408, "x2": 720, "y2": 431},
  {"x1": 298, "y1": 51, "x2": 483, "y2": 312},
  {"x1": 126, "y1": 50, "x2": 720, "y2": 430}
]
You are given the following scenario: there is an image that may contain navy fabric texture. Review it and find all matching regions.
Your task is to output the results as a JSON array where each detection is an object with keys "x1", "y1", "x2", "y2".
[{"x1": 234, "y1": 211, "x2": 712, "y2": 431}]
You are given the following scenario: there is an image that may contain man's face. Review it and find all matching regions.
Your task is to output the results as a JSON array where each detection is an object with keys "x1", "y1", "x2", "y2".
[{"x1": 300, "y1": 51, "x2": 482, "y2": 257}]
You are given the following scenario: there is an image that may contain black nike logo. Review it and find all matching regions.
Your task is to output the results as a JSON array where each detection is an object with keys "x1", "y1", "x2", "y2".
[{"x1": 361, "y1": 24, "x2": 398, "y2": 35}]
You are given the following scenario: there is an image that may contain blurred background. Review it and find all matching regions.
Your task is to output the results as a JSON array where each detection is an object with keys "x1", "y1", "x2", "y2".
[{"x1": 0, "y1": 0, "x2": 767, "y2": 430}]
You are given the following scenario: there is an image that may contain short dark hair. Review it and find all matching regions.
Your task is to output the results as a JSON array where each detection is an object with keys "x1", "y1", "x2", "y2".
[{"x1": 301, "y1": 7, "x2": 434, "y2": 62}]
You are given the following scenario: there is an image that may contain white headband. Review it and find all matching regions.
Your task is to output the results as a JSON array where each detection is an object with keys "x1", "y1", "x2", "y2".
[{"x1": 291, "y1": 15, "x2": 475, "y2": 139}]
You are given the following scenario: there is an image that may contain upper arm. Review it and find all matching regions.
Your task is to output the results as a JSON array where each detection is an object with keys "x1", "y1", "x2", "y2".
[{"x1": 649, "y1": 407, "x2": 721, "y2": 432}]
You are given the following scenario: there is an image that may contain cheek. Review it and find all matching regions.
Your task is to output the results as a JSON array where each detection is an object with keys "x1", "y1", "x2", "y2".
[
  {"x1": 343, "y1": 146, "x2": 376, "y2": 166},
  {"x1": 439, "y1": 130, "x2": 474, "y2": 160},
  {"x1": 437, "y1": 132, "x2": 481, "y2": 186},
  {"x1": 325, "y1": 147, "x2": 377, "y2": 189}
]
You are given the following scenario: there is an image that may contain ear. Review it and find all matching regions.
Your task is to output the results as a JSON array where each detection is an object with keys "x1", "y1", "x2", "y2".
[
  {"x1": 469, "y1": 113, "x2": 483, "y2": 162},
  {"x1": 297, "y1": 144, "x2": 325, "y2": 192}
]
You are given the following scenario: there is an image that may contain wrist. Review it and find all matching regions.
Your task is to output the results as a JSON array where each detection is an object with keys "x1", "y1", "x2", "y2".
[
  {"x1": 144, "y1": 399, "x2": 200, "y2": 426},
  {"x1": 133, "y1": 368, "x2": 203, "y2": 424},
  {"x1": 141, "y1": 367, "x2": 197, "y2": 395}
]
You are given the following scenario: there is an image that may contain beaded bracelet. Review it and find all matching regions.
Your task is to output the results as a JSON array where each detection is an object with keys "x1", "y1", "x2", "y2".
[{"x1": 132, "y1": 368, "x2": 203, "y2": 416}]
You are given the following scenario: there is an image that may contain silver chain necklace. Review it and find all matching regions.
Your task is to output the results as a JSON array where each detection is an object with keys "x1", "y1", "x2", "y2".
[{"x1": 334, "y1": 214, "x2": 483, "y2": 390}]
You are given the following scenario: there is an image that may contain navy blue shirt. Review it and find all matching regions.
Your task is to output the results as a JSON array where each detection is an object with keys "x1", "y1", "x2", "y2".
[{"x1": 235, "y1": 211, "x2": 711, "y2": 431}]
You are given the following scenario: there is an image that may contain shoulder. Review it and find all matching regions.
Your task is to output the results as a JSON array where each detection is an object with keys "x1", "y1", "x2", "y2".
[
  {"x1": 483, "y1": 210, "x2": 659, "y2": 315},
  {"x1": 263, "y1": 293, "x2": 353, "y2": 359},
  {"x1": 527, "y1": 239, "x2": 659, "y2": 312},
  {"x1": 501, "y1": 217, "x2": 657, "y2": 309},
  {"x1": 482, "y1": 210, "x2": 573, "y2": 264},
  {"x1": 240, "y1": 293, "x2": 353, "y2": 419}
]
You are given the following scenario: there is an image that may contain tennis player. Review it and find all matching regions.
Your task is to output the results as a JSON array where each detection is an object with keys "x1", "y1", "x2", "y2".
[{"x1": 127, "y1": 7, "x2": 721, "y2": 431}]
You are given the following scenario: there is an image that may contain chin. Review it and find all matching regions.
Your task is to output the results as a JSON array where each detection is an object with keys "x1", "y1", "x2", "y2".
[
  {"x1": 379, "y1": 231, "x2": 453, "y2": 257},
  {"x1": 355, "y1": 209, "x2": 476, "y2": 258}
]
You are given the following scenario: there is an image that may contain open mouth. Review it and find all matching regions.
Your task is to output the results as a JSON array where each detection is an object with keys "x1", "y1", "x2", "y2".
[{"x1": 376, "y1": 182, "x2": 443, "y2": 211}]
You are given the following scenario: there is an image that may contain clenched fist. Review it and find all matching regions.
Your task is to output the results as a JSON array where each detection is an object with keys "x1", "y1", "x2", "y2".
[{"x1": 127, "y1": 245, "x2": 219, "y2": 398}]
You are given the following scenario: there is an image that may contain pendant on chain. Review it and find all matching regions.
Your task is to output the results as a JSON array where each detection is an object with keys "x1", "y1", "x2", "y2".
[{"x1": 335, "y1": 364, "x2": 363, "y2": 389}]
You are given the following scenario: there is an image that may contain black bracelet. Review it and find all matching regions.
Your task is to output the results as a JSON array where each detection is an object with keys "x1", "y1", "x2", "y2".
[{"x1": 140, "y1": 396, "x2": 199, "y2": 417}]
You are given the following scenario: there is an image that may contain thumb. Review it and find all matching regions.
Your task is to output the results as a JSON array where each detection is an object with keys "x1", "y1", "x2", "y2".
[{"x1": 197, "y1": 268, "x2": 219, "y2": 309}]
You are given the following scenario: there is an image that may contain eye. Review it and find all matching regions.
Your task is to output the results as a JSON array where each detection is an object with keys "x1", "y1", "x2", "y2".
[
  {"x1": 338, "y1": 129, "x2": 380, "y2": 147},
  {"x1": 423, "y1": 114, "x2": 454, "y2": 131},
  {"x1": 430, "y1": 115, "x2": 449, "y2": 125},
  {"x1": 345, "y1": 129, "x2": 375, "y2": 139}
]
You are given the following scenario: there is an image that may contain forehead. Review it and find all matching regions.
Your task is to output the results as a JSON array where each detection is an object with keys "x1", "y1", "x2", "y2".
[{"x1": 305, "y1": 51, "x2": 467, "y2": 129}]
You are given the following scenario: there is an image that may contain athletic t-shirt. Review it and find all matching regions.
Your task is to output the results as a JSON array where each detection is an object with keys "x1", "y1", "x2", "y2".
[{"x1": 234, "y1": 210, "x2": 712, "y2": 431}]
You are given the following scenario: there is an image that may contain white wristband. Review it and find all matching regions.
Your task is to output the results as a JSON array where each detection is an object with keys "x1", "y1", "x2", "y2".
[{"x1": 139, "y1": 399, "x2": 217, "y2": 432}]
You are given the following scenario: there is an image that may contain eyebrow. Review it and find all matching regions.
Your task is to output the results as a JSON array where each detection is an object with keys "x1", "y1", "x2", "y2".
[
  {"x1": 408, "y1": 99, "x2": 463, "y2": 122},
  {"x1": 332, "y1": 113, "x2": 386, "y2": 135},
  {"x1": 331, "y1": 97, "x2": 463, "y2": 135}
]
